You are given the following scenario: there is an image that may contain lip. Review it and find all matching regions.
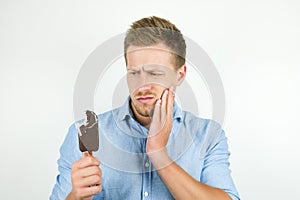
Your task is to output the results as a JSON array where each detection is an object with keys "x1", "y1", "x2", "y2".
[{"x1": 136, "y1": 96, "x2": 154, "y2": 104}]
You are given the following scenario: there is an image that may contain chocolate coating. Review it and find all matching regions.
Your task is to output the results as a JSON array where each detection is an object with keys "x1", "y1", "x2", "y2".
[{"x1": 78, "y1": 110, "x2": 99, "y2": 152}]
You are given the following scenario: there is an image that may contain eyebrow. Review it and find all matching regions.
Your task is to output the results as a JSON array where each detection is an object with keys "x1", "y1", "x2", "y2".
[
  {"x1": 126, "y1": 65, "x2": 141, "y2": 70},
  {"x1": 126, "y1": 68, "x2": 140, "y2": 72}
]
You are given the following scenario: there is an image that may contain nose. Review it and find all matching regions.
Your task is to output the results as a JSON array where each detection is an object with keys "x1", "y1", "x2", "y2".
[
  {"x1": 137, "y1": 83, "x2": 152, "y2": 92},
  {"x1": 134, "y1": 71, "x2": 152, "y2": 91}
]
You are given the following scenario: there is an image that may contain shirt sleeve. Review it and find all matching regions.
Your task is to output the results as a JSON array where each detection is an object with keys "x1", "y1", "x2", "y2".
[
  {"x1": 200, "y1": 122, "x2": 240, "y2": 200},
  {"x1": 50, "y1": 124, "x2": 82, "y2": 200}
]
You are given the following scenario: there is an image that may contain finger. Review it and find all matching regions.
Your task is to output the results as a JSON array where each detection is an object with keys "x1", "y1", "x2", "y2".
[
  {"x1": 78, "y1": 174, "x2": 102, "y2": 187},
  {"x1": 80, "y1": 184, "x2": 102, "y2": 198},
  {"x1": 167, "y1": 87, "x2": 175, "y2": 120},
  {"x1": 73, "y1": 156, "x2": 100, "y2": 170},
  {"x1": 79, "y1": 166, "x2": 102, "y2": 178},
  {"x1": 150, "y1": 99, "x2": 161, "y2": 136},
  {"x1": 82, "y1": 152, "x2": 100, "y2": 163},
  {"x1": 79, "y1": 157, "x2": 100, "y2": 169},
  {"x1": 153, "y1": 99, "x2": 161, "y2": 122},
  {"x1": 160, "y1": 89, "x2": 169, "y2": 122},
  {"x1": 77, "y1": 185, "x2": 102, "y2": 199}
]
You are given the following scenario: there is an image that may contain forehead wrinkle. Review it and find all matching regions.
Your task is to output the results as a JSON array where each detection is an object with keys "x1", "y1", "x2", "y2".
[
  {"x1": 127, "y1": 64, "x2": 173, "y2": 74},
  {"x1": 126, "y1": 44, "x2": 176, "y2": 69}
]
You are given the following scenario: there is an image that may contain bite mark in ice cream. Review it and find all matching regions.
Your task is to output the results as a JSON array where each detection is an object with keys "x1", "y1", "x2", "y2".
[{"x1": 78, "y1": 110, "x2": 99, "y2": 152}]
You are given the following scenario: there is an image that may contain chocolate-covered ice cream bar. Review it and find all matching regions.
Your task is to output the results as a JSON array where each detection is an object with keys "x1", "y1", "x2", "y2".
[{"x1": 78, "y1": 110, "x2": 99, "y2": 152}]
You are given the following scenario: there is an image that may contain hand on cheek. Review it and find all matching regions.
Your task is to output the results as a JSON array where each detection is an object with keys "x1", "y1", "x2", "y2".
[{"x1": 146, "y1": 87, "x2": 175, "y2": 155}]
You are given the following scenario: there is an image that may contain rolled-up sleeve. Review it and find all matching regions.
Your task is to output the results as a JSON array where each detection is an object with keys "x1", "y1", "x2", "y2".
[
  {"x1": 50, "y1": 124, "x2": 81, "y2": 200},
  {"x1": 200, "y1": 128, "x2": 240, "y2": 200}
]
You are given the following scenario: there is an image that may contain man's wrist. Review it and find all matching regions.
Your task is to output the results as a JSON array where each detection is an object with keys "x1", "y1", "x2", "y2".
[{"x1": 147, "y1": 148, "x2": 173, "y2": 170}]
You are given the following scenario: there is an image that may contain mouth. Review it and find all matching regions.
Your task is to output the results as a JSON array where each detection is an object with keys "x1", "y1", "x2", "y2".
[{"x1": 136, "y1": 96, "x2": 154, "y2": 104}]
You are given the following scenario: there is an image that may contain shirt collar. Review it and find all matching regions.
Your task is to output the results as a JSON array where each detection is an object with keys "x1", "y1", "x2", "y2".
[{"x1": 116, "y1": 96, "x2": 183, "y2": 122}]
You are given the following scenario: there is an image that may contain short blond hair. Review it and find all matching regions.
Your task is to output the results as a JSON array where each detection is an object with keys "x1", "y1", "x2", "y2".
[{"x1": 124, "y1": 16, "x2": 186, "y2": 69}]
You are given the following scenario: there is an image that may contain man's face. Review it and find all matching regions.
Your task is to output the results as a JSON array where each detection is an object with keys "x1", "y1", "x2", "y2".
[{"x1": 126, "y1": 43, "x2": 178, "y2": 117}]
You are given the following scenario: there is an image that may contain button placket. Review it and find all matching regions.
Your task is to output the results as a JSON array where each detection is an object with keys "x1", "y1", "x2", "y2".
[{"x1": 142, "y1": 155, "x2": 151, "y2": 199}]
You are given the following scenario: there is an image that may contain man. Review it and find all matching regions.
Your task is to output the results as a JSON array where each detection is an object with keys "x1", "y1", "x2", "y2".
[{"x1": 50, "y1": 16, "x2": 240, "y2": 200}]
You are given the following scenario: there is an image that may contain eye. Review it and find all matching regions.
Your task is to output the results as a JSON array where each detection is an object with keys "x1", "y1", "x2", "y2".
[
  {"x1": 128, "y1": 71, "x2": 139, "y2": 75},
  {"x1": 149, "y1": 72, "x2": 163, "y2": 76}
]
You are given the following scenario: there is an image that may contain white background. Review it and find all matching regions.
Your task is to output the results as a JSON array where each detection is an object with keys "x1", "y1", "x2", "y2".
[{"x1": 1, "y1": 0, "x2": 299, "y2": 199}]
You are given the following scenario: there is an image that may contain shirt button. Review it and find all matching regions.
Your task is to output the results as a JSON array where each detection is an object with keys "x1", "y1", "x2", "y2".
[
  {"x1": 145, "y1": 162, "x2": 149, "y2": 168},
  {"x1": 144, "y1": 191, "x2": 149, "y2": 197}
]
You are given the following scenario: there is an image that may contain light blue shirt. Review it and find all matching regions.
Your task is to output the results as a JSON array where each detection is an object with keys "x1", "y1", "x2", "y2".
[{"x1": 50, "y1": 98, "x2": 240, "y2": 200}]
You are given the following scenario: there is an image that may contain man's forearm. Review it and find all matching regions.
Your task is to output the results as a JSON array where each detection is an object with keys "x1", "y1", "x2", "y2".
[{"x1": 149, "y1": 152, "x2": 231, "y2": 200}]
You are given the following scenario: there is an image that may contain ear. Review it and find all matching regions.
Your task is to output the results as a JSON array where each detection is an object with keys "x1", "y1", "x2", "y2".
[{"x1": 176, "y1": 65, "x2": 186, "y2": 86}]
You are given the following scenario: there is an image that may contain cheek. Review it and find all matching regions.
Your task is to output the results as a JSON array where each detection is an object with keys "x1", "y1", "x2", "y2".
[{"x1": 127, "y1": 75, "x2": 137, "y2": 94}]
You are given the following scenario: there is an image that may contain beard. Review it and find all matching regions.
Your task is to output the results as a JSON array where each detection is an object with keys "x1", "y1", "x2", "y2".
[
  {"x1": 131, "y1": 99, "x2": 155, "y2": 117},
  {"x1": 130, "y1": 90, "x2": 158, "y2": 118}
]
